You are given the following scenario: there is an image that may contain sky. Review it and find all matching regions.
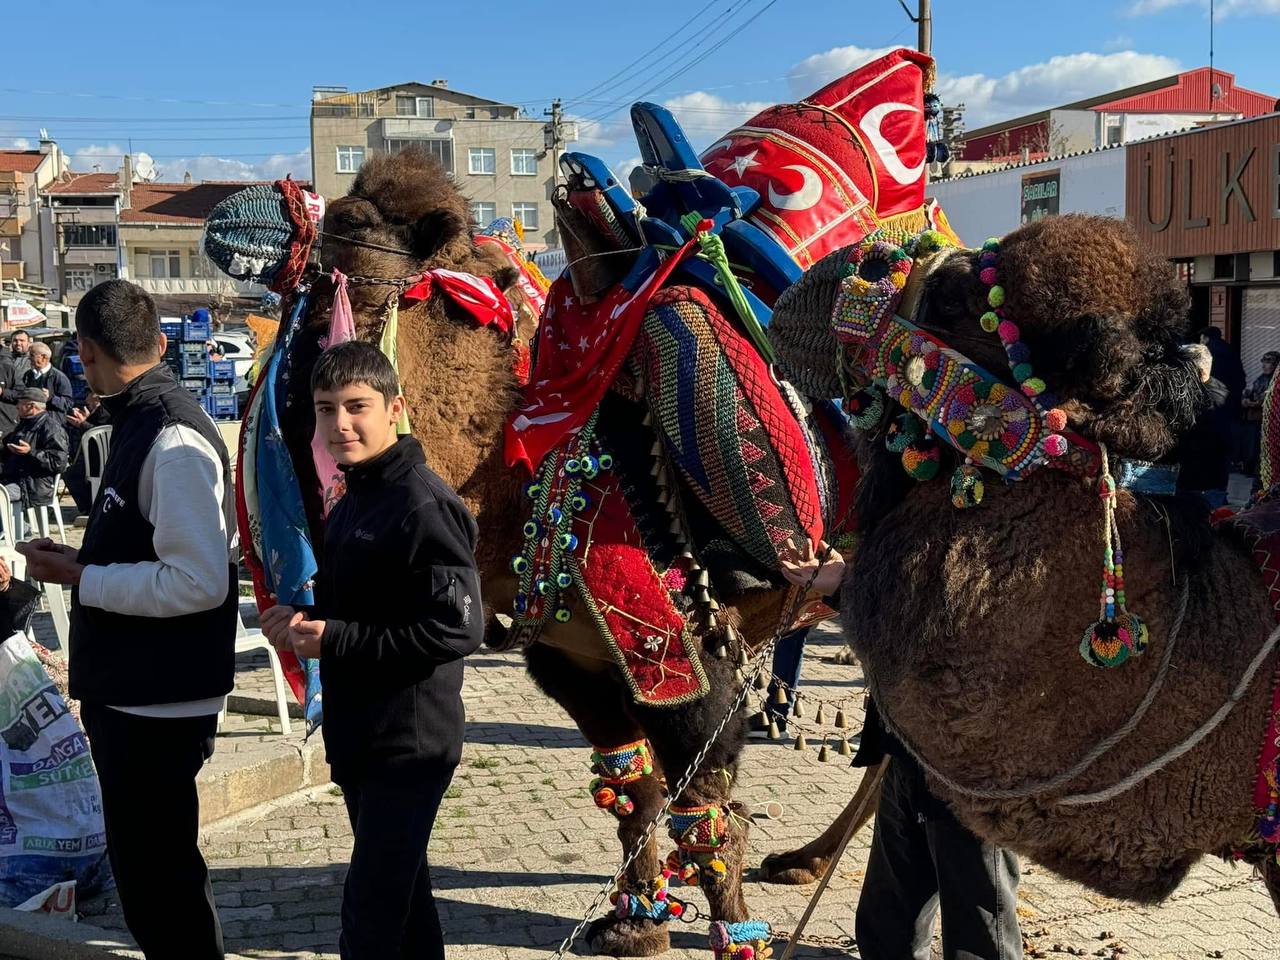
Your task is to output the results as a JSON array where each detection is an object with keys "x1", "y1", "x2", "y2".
[{"x1": 2, "y1": 0, "x2": 1278, "y2": 188}]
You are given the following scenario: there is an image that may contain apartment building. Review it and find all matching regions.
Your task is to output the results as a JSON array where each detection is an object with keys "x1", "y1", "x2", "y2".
[
  {"x1": 310, "y1": 80, "x2": 556, "y2": 249},
  {"x1": 0, "y1": 135, "x2": 70, "y2": 288}
]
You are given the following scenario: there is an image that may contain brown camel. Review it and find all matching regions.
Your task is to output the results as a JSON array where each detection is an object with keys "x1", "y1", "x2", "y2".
[
  {"x1": 275, "y1": 147, "x2": 815, "y2": 956},
  {"x1": 759, "y1": 214, "x2": 1280, "y2": 918}
]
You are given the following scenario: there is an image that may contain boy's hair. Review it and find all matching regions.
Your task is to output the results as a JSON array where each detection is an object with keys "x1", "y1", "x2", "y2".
[
  {"x1": 311, "y1": 341, "x2": 400, "y2": 402},
  {"x1": 75, "y1": 280, "x2": 161, "y2": 364}
]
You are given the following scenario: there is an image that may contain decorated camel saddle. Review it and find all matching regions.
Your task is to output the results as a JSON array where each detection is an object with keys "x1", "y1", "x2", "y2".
[{"x1": 501, "y1": 48, "x2": 958, "y2": 706}]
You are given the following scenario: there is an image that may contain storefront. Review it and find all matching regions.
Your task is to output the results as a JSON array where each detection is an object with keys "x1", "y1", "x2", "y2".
[{"x1": 1126, "y1": 113, "x2": 1280, "y2": 380}]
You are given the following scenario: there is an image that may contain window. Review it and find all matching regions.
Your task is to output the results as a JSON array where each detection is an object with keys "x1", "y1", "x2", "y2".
[
  {"x1": 62, "y1": 223, "x2": 116, "y2": 248},
  {"x1": 396, "y1": 95, "x2": 434, "y2": 118},
  {"x1": 1214, "y1": 254, "x2": 1235, "y2": 280},
  {"x1": 470, "y1": 202, "x2": 496, "y2": 227},
  {"x1": 465, "y1": 107, "x2": 476, "y2": 120},
  {"x1": 512, "y1": 202, "x2": 540, "y2": 230},
  {"x1": 1105, "y1": 124, "x2": 1123, "y2": 147},
  {"x1": 386, "y1": 138, "x2": 454, "y2": 175},
  {"x1": 336, "y1": 145, "x2": 365, "y2": 174},
  {"x1": 65, "y1": 268, "x2": 94, "y2": 292},
  {"x1": 511, "y1": 148, "x2": 538, "y2": 176},
  {"x1": 191, "y1": 254, "x2": 216, "y2": 278},
  {"x1": 148, "y1": 250, "x2": 182, "y2": 279},
  {"x1": 468, "y1": 147, "x2": 496, "y2": 175}
]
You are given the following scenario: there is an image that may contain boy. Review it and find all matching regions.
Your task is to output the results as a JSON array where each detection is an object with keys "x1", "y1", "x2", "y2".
[{"x1": 261, "y1": 341, "x2": 483, "y2": 960}]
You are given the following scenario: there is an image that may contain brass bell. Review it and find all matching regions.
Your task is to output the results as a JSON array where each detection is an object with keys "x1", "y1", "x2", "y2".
[
  {"x1": 834, "y1": 709, "x2": 848, "y2": 729},
  {"x1": 792, "y1": 698, "x2": 804, "y2": 719},
  {"x1": 754, "y1": 672, "x2": 768, "y2": 691},
  {"x1": 817, "y1": 742, "x2": 830, "y2": 762},
  {"x1": 815, "y1": 704, "x2": 827, "y2": 726},
  {"x1": 767, "y1": 719, "x2": 781, "y2": 740},
  {"x1": 794, "y1": 733, "x2": 807, "y2": 751},
  {"x1": 772, "y1": 686, "x2": 788, "y2": 706},
  {"x1": 838, "y1": 738, "x2": 852, "y2": 757}
]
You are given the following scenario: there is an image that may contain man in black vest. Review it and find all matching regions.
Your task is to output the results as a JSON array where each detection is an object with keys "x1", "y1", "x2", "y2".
[{"x1": 20, "y1": 279, "x2": 236, "y2": 960}]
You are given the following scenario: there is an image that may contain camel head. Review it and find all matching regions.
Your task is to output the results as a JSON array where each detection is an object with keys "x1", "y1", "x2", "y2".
[
  {"x1": 772, "y1": 214, "x2": 1202, "y2": 464},
  {"x1": 319, "y1": 146, "x2": 519, "y2": 318}
]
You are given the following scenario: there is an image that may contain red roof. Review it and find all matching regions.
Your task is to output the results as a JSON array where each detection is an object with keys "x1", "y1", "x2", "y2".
[
  {"x1": 45, "y1": 173, "x2": 119, "y2": 195},
  {"x1": 120, "y1": 181, "x2": 261, "y2": 224},
  {"x1": 1098, "y1": 67, "x2": 1276, "y2": 116},
  {"x1": 0, "y1": 151, "x2": 45, "y2": 174}
]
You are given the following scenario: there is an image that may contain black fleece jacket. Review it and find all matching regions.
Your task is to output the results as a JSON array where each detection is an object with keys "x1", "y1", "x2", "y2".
[{"x1": 315, "y1": 436, "x2": 483, "y2": 784}]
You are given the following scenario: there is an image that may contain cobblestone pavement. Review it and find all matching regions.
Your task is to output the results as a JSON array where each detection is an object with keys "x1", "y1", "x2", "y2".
[{"x1": 75, "y1": 625, "x2": 1278, "y2": 960}]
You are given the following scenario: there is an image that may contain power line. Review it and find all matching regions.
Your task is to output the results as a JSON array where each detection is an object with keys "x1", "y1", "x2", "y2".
[{"x1": 0, "y1": 87, "x2": 297, "y2": 109}]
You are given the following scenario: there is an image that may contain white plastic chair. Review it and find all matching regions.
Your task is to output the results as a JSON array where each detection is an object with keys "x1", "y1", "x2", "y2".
[
  {"x1": 220, "y1": 607, "x2": 293, "y2": 737},
  {"x1": 79, "y1": 425, "x2": 112, "y2": 505},
  {"x1": 26, "y1": 474, "x2": 67, "y2": 545},
  {"x1": 0, "y1": 493, "x2": 15, "y2": 547}
]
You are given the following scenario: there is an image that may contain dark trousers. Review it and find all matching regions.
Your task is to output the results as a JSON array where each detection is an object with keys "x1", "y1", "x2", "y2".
[
  {"x1": 339, "y1": 769, "x2": 454, "y2": 960},
  {"x1": 856, "y1": 757, "x2": 1023, "y2": 960},
  {"x1": 81, "y1": 703, "x2": 223, "y2": 960},
  {"x1": 765, "y1": 628, "x2": 809, "y2": 731}
]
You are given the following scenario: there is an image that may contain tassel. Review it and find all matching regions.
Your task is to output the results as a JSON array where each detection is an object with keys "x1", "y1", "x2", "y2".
[
  {"x1": 815, "y1": 704, "x2": 827, "y2": 725},
  {"x1": 818, "y1": 742, "x2": 830, "y2": 762},
  {"x1": 838, "y1": 738, "x2": 852, "y2": 757},
  {"x1": 772, "y1": 686, "x2": 788, "y2": 706},
  {"x1": 792, "y1": 698, "x2": 804, "y2": 719},
  {"x1": 834, "y1": 709, "x2": 848, "y2": 729},
  {"x1": 767, "y1": 719, "x2": 781, "y2": 740},
  {"x1": 794, "y1": 733, "x2": 808, "y2": 751}
]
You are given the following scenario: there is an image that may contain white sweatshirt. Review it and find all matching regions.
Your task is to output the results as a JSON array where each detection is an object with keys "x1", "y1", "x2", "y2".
[{"x1": 78, "y1": 422, "x2": 232, "y2": 718}]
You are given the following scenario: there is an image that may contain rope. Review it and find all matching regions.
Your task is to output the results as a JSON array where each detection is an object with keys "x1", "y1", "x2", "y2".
[
  {"x1": 1059, "y1": 618, "x2": 1280, "y2": 806},
  {"x1": 678, "y1": 212, "x2": 775, "y2": 365},
  {"x1": 875, "y1": 579, "x2": 1190, "y2": 803},
  {"x1": 641, "y1": 164, "x2": 715, "y2": 183}
]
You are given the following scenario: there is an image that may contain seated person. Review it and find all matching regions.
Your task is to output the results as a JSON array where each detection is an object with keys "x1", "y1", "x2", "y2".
[
  {"x1": 64, "y1": 394, "x2": 110, "y2": 516},
  {"x1": 0, "y1": 389, "x2": 70, "y2": 538},
  {"x1": 22, "y1": 343, "x2": 74, "y2": 415}
]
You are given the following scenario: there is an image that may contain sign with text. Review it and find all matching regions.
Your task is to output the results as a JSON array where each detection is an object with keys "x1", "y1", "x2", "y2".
[{"x1": 1021, "y1": 169, "x2": 1060, "y2": 224}]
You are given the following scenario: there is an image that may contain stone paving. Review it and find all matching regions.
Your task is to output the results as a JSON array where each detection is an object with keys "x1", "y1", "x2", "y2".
[{"x1": 73, "y1": 625, "x2": 1278, "y2": 960}]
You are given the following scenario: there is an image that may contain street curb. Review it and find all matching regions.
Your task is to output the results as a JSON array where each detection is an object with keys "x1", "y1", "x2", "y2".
[
  {"x1": 197, "y1": 729, "x2": 330, "y2": 826},
  {"x1": 0, "y1": 908, "x2": 255, "y2": 959}
]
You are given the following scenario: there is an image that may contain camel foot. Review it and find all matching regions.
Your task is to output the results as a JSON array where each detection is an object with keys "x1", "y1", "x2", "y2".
[
  {"x1": 586, "y1": 915, "x2": 671, "y2": 957},
  {"x1": 756, "y1": 849, "x2": 830, "y2": 885}
]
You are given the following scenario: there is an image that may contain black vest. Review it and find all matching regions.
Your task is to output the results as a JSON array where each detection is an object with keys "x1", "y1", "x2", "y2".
[{"x1": 69, "y1": 365, "x2": 237, "y2": 705}]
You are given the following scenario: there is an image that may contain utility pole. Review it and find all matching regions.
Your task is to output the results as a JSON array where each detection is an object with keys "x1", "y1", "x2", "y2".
[
  {"x1": 897, "y1": 0, "x2": 931, "y2": 55},
  {"x1": 543, "y1": 99, "x2": 564, "y2": 186}
]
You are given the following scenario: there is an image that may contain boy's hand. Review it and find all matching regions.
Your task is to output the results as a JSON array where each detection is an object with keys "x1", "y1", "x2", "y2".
[
  {"x1": 260, "y1": 604, "x2": 298, "y2": 649},
  {"x1": 289, "y1": 618, "x2": 325, "y2": 659},
  {"x1": 779, "y1": 537, "x2": 846, "y2": 596}
]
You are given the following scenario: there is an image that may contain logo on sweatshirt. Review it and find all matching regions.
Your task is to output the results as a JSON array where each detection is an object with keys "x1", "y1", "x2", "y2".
[
  {"x1": 461, "y1": 593, "x2": 473, "y2": 626},
  {"x1": 353, "y1": 529, "x2": 375, "y2": 542},
  {"x1": 100, "y1": 487, "x2": 126, "y2": 515}
]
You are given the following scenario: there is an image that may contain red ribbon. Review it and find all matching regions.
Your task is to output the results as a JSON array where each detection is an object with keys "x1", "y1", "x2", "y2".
[{"x1": 402, "y1": 269, "x2": 515, "y2": 337}]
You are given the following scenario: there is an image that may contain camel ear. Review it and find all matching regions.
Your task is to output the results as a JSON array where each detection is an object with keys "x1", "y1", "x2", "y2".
[
  {"x1": 409, "y1": 208, "x2": 470, "y2": 260},
  {"x1": 491, "y1": 265, "x2": 520, "y2": 293}
]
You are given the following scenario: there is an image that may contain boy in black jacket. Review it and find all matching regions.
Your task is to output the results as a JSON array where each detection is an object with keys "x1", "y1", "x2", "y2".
[{"x1": 262, "y1": 341, "x2": 483, "y2": 960}]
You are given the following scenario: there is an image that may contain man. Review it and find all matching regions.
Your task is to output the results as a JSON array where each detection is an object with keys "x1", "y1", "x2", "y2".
[
  {"x1": 0, "y1": 388, "x2": 69, "y2": 538},
  {"x1": 23, "y1": 342, "x2": 73, "y2": 415},
  {"x1": 20, "y1": 279, "x2": 236, "y2": 960},
  {"x1": 0, "y1": 346, "x2": 19, "y2": 436},
  {"x1": 9, "y1": 331, "x2": 32, "y2": 383},
  {"x1": 1176, "y1": 344, "x2": 1232, "y2": 509},
  {"x1": 1242, "y1": 351, "x2": 1278, "y2": 477},
  {"x1": 780, "y1": 539, "x2": 1024, "y2": 960}
]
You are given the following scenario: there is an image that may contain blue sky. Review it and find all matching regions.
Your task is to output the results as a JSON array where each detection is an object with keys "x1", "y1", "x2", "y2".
[{"x1": 2, "y1": 0, "x2": 1277, "y2": 185}]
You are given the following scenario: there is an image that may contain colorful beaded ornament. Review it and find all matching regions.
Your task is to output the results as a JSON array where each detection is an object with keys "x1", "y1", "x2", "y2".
[
  {"x1": 611, "y1": 869, "x2": 692, "y2": 923},
  {"x1": 589, "y1": 740, "x2": 653, "y2": 819},
  {"x1": 831, "y1": 239, "x2": 912, "y2": 343},
  {"x1": 1079, "y1": 446, "x2": 1149, "y2": 668},
  {"x1": 665, "y1": 847, "x2": 729, "y2": 888},
  {"x1": 709, "y1": 919, "x2": 773, "y2": 960},
  {"x1": 668, "y1": 803, "x2": 727, "y2": 852}
]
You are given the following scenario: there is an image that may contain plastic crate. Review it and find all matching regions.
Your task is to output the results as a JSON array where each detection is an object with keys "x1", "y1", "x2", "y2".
[
  {"x1": 181, "y1": 357, "x2": 209, "y2": 379},
  {"x1": 180, "y1": 377, "x2": 207, "y2": 393},
  {"x1": 160, "y1": 320, "x2": 184, "y2": 341},
  {"x1": 208, "y1": 359, "x2": 235, "y2": 382},
  {"x1": 180, "y1": 341, "x2": 206, "y2": 358},
  {"x1": 208, "y1": 381, "x2": 235, "y2": 396},
  {"x1": 211, "y1": 395, "x2": 238, "y2": 419},
  {"x1": 182, "y1": 317, "x2": 211, "y2": 342},
  {"x1": 66, "y1": 355, "x2": 84, "y2": 376},
  {"x1": 199, "y1": 394, "x2": 217, "y2": 419}
]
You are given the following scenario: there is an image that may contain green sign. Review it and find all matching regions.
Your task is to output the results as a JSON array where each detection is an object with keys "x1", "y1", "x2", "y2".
[{"x1": 1021, "y1": 170, "x2": 1061, "y2": 224}]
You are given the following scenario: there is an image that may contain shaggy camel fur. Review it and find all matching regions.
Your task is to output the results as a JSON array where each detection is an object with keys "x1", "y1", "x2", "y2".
[
  {"x1": 766, "y1": 215, "x2": 1280, "y2": 917},
  {"x1": 278, "y1": 148, "x2": 800, "y2": 956}
]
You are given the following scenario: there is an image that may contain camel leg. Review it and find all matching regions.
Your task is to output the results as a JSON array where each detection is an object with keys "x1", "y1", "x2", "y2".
[
  {"x1": 635, "y1": 652, "x2": 759, "y2": 944},
  {"x1": 758, "y1": 760, "x2": 884, "y2": 884},
  {"x1": 525, "y1": 643, "x2": 671, "y2": 958},
  {"x1": 1264, "y1": 857, "x2": 1280, "y2": 918}
]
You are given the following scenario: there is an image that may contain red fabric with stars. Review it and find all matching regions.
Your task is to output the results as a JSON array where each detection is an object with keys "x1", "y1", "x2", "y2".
[{"x1": 504, "y1": 238, "x2": 699, "y2": 474}]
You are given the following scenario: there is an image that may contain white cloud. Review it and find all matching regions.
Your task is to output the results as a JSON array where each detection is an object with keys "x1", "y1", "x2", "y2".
[
  {"x1": 67, "y1": 143, "x2": 310, "y2": 183},
  {"x1": 659, "y1": 92, "x2": 773, "y2": 148},
  {"x1": 1129, "y1": 0, "x2": 1280, "y2": 15},
  {"x1": 1, "y1": 138, "x2": 31, "y2": 150},
  {"x1": 1219, "y1": 0, "x2": 1280, "y2": 12},
  {"x1": 1127, "y1": 0, "x2": 1192, "y2": 13},
  {"x1": 1104, "y1": 34, "x2": 1136, "y2": 50},
  {"x1": 937, "y1": 51, "x2": 1182, "y2": 128},
  {"x1": 787, "y1": 44, "x2": 907, "y2": 99}
]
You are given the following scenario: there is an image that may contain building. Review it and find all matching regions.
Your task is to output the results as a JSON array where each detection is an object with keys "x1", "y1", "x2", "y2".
[
  {"x1": 0, "y1": 136, "x2": 70, "y2": 288},
  {"x1": 41, "y1": 172, "x2": 125, "y2": 307},
  {"x1": 957, "y1": 67, "x2": 1276, "y2": 164},
  {"x1": 309, "y1": 80, "x2": 557, "y2": 248}
]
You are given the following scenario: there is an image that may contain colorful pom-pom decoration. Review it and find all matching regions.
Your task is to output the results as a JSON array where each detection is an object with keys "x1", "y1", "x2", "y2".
[
  {"x1": 950, "y1": 464, "x2": 985, "y2": 509},
  {"x1": 901, "y1": 440, "x2": 941, "y2": 481},
  {"x1": 885, "y1": 412, "x2": 924, "y2": 453},
  {"x1": 846, "y1": 387, "x2": 886, "y2": 430},
  {"x1": 1045, "y1": 408, "x2": 1068, "y2": 432},
  {"x1": 1042, "y1": 434, "x2": 1067, "y2": 457},
  {"x1": 1080, "y1": 618, "x2": 1134, "y2": 668}
]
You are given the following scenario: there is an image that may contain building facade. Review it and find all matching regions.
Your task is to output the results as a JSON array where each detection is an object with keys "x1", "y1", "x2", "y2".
[
  {"x1": 41, "y1": 172, "x2": 125, "y2": 307},
  {"x1": 0, "y1": 137, "x2": 70, "y2": 288},
  {"x1": 310, "y1": 80, "x2": 556, "y2": 249}
]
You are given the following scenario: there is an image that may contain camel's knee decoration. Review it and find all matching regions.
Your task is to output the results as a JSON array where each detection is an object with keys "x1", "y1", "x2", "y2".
[{"x1": 204, "y1": 47, "x2": 962, "y2": 956}]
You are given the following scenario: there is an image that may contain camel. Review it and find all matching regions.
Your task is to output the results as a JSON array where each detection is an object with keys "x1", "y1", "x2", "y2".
[
  {"x1": 264, "y1": 147, "x2": 832, "y2": 957},
  {"x1": 759, "y1": 214, "x2": 1280, "y2": 918}
]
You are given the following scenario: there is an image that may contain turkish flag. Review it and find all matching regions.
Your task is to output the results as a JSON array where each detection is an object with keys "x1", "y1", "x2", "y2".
[{"x1": 701, "y1": 48, "x2": 933, "y2": 268}]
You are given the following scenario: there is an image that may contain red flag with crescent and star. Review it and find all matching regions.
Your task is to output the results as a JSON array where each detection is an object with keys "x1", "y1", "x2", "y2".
[{"x1": 701, "y1": 48, "x2": 934, "y2": 268}]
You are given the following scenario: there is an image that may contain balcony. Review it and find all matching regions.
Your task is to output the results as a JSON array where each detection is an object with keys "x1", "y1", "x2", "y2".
[
  {"x1": 380, "y1": 117, "x2": 453, "y2": 138},
  {"x1": 133, "y1": 276, "x2": 266, "y2": 297}
]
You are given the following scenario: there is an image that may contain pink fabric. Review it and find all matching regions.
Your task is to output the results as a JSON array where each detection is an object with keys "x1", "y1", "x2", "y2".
[{"x1": 310, "y1": 269, "x2": 357, "y2": 516}]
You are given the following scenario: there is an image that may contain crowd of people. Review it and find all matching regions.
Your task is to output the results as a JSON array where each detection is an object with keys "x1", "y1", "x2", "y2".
[{"x1": 4, "y1": 279, "x2": 1276, "y2": 960}]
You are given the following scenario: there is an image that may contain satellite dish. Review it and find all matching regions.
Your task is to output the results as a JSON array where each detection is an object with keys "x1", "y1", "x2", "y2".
[
  {"x1": 133, "y1": 153, "x2": 158, "y2": 182},
  {"x1": 1211, "y1": 82, "x2": 1223, "y2": 101}
]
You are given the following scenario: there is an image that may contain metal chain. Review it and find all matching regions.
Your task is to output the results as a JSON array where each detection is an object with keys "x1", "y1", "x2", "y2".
[{"x1": 548, "y1": 564, "x2": 827, "y2": 958}]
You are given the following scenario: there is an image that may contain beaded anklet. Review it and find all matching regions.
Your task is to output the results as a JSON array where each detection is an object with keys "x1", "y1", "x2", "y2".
[
  {"x1": 709, "y1": 919, "x2": 773, "y2": 960},
  {"x1": 589, "y1": 740, "x2": 654, "y2": 819}
]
